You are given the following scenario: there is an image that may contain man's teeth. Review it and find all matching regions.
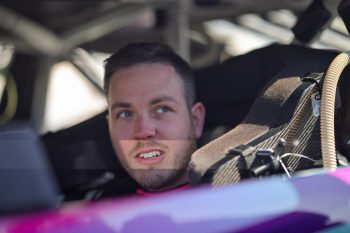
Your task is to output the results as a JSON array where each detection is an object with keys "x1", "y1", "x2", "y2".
[{"x1": 138, "y1": 151, "x2": 161, "y2": 158}]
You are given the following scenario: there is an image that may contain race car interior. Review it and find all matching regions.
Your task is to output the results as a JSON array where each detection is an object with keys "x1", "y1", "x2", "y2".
[{"x1": 1, "y1": 0, "x2": 350, "y2": 215}]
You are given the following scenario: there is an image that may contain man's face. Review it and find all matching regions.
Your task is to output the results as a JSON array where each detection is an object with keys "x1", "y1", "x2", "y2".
[{"x1": 107, "y1": 63, "x2": 205, "y2": 191}]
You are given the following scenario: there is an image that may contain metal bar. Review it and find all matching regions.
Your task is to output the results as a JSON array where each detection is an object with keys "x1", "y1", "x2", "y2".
[
  {"x1": 166, "y1": 0, "x2": 190, "y2": 62},
  {"x1": 30, "y1": 57, "x2": 56, "y2": 134},
  {"x1": 0, "y1": 5, "x2": 66, "y2": 56},
  {"x1": 61, "y1": 4, "x2": 151, "y2": 48}
]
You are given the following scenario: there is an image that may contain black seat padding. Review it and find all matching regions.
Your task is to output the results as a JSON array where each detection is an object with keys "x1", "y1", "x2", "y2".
[
  {"x1": 42, "y1": 111, "x2": 129, "y2": 198},
  {"x1": 195, "y1": 43, "x2": 338, "y2": 132}
]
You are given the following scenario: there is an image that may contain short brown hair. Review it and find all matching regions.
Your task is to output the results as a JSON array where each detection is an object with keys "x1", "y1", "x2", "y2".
[{"x1": 104, "y1": 43, "x2": 196, "y2": 108}]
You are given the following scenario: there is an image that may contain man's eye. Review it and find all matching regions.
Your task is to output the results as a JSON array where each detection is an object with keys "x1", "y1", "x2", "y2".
[
  {"x1": 117, "y1": 111, "x2": 133, "y2": 119},
  {"x1": 156, "y1": 106, "x2": 171, "y2": 114}
]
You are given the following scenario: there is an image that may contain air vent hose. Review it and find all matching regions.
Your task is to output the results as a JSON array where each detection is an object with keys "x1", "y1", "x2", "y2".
[{"x1": 321, "y1": 52, "x2": 350, "y2": 169}]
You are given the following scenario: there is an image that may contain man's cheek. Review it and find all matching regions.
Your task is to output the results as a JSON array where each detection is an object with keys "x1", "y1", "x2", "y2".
[
  {"x1": 116, "y1": 140, "x2": 135, "y2": 157},
  {"x1": 161, "y1": 128, "x2": 188, "y2": 140},
  {"x1": 115, "y1": 143, "x2": 134, "y2": 170}
]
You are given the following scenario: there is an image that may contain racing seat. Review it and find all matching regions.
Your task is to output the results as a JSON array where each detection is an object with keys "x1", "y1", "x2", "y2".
[
  {"x1": 190, "y1": 45, "x2": 339, "y2": 186},
  {"x1": 189, "y1": 0, "x2": 350, "y2": 186}
]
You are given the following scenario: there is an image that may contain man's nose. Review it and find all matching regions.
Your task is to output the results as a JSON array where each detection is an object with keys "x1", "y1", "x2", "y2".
[{"x1": 133, "y1": 114, "x2": 156, "y2": 139}]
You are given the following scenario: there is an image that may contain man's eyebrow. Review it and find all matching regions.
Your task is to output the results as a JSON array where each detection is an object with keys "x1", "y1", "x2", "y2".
[
  {"x1": 110, "y1": 102, "x2": 131, "y2": 111},
  {"x1": 150, "y1": 96, "x2": 178, "y2": 105}
]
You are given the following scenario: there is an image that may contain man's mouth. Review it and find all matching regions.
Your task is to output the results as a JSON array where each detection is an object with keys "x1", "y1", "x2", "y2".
[
  {"x1": 137, "y1": 150, "x2": 162, "y2": 159},
  {"x1": 135, "y1": 149, "x2": 165, "y2": 165}
]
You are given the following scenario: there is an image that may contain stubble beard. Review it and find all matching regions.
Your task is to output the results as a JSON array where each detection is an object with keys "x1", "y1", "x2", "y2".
[{"x1": 131, "y1": 137, "x2": 197, "y2": 191}]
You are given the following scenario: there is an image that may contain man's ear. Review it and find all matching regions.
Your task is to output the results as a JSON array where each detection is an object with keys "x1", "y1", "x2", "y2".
[{"x1": 191, "y1": 102, "x2": 206, "y2": 139}]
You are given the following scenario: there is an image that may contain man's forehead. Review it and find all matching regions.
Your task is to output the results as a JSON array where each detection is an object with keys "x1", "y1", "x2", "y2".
[{"x1": 110, "y1": 95, "x2": 179, "y2": 110}]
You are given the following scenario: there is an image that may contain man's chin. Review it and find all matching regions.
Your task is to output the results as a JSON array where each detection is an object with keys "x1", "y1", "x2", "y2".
[{"x1": 131, "y1": 169, "x2": 186, "y2": 191}]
